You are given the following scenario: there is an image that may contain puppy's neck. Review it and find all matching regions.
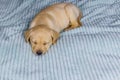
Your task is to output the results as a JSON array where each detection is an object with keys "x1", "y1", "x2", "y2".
[
  {"x1": 33, "y1": 24, "x2": 60, "y2": 33},
  {"x1": 31, "y1": 25, "x2": 52, "y2": 32}
]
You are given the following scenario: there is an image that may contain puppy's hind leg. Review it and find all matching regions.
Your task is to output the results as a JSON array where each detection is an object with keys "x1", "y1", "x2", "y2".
[
  {"x1": 64, "y1": 20, "x2": 80, "y2": 31},
  {"x1": 64, "y1": 3, "x2": 82, "y2": 31}
]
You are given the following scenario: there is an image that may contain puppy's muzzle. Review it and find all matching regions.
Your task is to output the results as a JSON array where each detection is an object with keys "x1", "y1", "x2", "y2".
[{"x1": 36, "y1": 50, "x2": 42, "y2": 55}]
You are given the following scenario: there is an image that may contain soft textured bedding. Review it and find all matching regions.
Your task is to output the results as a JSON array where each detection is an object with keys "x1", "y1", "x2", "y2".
[{"x1": 0, "y1": 0, "x2": 120, "y2": 80}]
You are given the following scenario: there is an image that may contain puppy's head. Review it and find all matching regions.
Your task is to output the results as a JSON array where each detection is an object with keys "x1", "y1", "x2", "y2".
[{"x1": 24, "y1": 25, "x2": 59, "y2": 55}]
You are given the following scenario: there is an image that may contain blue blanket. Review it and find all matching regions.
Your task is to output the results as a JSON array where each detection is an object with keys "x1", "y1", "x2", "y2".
[{"x1": 0, "y1": 0, "x2": 120, "y2": 80}]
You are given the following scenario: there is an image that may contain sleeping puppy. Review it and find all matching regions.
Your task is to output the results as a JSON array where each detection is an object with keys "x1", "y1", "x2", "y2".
[{"x1": 24, "y1": 3, "x2": 82, "y2": 55}]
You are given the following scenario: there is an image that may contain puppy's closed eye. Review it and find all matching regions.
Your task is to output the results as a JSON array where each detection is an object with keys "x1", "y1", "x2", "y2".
[
  {"x1": 30, "y1": 39, "x2": 37, "y2": 44},
  {"x1": 43, "y1": 43, "x2": 47, "y2": 45},
  {"x1": 33, "y1": 41, "x2": 37, "y2": 44},
  {"x1": 43, "y1": 42, "x2": 49, "y2": 45}
]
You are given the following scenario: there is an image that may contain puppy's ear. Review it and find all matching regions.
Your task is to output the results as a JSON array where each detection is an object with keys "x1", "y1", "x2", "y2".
[
  {"x1": 51, "y1": 30, "x2": 60, "y2": 45},
  {"x1": 24, "y1": 29, "x2": 32, "y2": 43}
]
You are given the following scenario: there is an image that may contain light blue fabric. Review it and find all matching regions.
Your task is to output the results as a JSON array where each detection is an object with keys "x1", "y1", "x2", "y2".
[{"x1": 0, "y1": 0, "x2": 120, "y2": 80}]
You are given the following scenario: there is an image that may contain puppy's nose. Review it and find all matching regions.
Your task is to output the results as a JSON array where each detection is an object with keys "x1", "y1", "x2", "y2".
[{"x1": 36, "y1": 50, "x2": 42, "y2": 55}]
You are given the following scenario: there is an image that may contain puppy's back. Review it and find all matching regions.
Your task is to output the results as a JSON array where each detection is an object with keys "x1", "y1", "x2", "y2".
[
  {"x1": 30, "y1": 3, "x2": 81, "y2": 32},
  {"x1": 30, "y1": 3, "x2": 70, "y2": 30}
]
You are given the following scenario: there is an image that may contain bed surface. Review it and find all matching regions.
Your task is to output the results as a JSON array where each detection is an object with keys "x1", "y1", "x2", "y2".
[{"x1": 0, "y1": 0, "x2": 120, "y2": 80}]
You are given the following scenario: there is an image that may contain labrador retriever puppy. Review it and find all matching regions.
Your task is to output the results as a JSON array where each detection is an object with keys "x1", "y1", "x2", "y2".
[{"x1": 24, "y1": 3, "x2": 82, "y2": 55}]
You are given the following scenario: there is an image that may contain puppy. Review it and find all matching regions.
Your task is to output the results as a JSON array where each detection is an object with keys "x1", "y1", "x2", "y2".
[{"x1": 24, "y1": 3, "x2": 82, "y2": 55}]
